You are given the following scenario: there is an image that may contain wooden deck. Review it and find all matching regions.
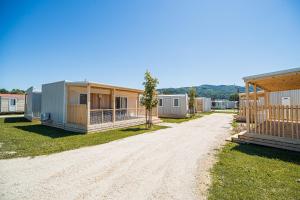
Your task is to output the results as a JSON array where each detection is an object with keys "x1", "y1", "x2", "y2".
[{"x1": 232, "y1": 131, "x2": 300, "y2": 152}]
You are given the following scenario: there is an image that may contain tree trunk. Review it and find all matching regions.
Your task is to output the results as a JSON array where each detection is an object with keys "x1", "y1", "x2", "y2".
[
  {"x1": 149, "y1": 108, "x2": 152, "y2": 128},
  {"x1": 145, "y1": 108, "x2": 148, "y2": 129}
]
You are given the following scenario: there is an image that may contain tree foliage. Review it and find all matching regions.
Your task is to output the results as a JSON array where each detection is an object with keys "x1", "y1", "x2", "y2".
[
  {"x1": 229, "y1": 93, "x2": 239, "y2": 101},
  {"x1": 188, "y1": 87, "x2": 196, "y2": 114},
  {"x1": 140, "y1": 70, "x2": 159, "y2": 128},
  {"x1": 0, "y1": 88, "x2": 25, "y2": 94}
]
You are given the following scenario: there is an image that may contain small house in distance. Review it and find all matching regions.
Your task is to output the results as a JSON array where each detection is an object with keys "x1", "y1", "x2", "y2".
[
  {"x1": 24, "y1": 87, "x2": 42, "y2": 121},
  {"x1": 195, "y1": 97, "x2": 211, "y2": 112},
  {"x1": 158, "y1": 94, "x2": 189, "y2": 118},
  {"x1": 40, "y1": 80, "x2": 159, "y2": 133},
  {"x1": 0, "y1": 93, "x2": 25, "y2": 114},
  {"x1": 212, "y1": 99, "x2": 237, "y2": 109}
]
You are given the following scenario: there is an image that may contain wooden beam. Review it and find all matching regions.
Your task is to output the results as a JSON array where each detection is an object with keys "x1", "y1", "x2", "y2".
[
  {"x1": 246, "y1": 82, "x2": 250, "y2": 133},
  {"x1": 87, "y1": 84, "x2": 91, "y2": 127},
  {"x1": 254, "y1": 84, "x2": 257, "y2": 133},
  {"x1": 112, "y1": 88, "x2": 116, "y2": 123}
]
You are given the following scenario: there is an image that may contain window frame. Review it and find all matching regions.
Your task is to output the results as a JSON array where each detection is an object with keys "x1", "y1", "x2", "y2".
[
  {"x1": 159, "y1": 98, "x2": 163, "y2": 107},
  {"x1": 79, "y1": 94, "x2": 87, "y2": 105},
  {"x1": 9, "y1": 98, "x2": 16, "y2": 106},
  {"x1": 173, "y1": 98, "x2": 180, "y2": 107},
  {"x1": 115, "y1": 96, "x2": 128, "y2": 109}
]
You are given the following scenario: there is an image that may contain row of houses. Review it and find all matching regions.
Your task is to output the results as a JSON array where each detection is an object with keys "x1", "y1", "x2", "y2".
[
  {"x1": 22, "y1": 81, "x2": 214, "y2": 132},
  {"x1": 1, "y1": 67, "x2": 300, "y2": 151}
]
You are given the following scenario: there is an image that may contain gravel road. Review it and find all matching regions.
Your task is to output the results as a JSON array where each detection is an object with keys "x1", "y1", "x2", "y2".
[{"x1": 0, "y1": 113, "x2": 232, "y2": 200}]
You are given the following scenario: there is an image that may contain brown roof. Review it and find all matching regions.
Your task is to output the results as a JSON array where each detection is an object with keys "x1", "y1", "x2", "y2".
[
  {"x1": 243, "y1": 68, "x2": 300, "y2": 92},
  {"x1": 0, "y1": 94, "x2": 25, "y2": 99}
]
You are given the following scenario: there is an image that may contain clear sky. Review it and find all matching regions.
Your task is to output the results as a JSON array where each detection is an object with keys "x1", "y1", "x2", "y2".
[{"x1": 1, "y1": 0, "x2": 300, "y2": 90}]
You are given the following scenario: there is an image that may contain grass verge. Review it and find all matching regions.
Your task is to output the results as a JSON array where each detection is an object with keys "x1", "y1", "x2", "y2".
[
  {"x1": 208, "y1": 142, "x2": 300, "y2": 200},
  {"x1": 0, "y1": 117, "x2": 168, "y2": 159},
  {"x1": 160, "y1": 112, "x2": 212, "y2": 123}
]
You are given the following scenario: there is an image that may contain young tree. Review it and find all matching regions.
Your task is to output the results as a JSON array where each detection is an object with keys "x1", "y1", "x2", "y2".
[
  {"x1": 229, "y1": 93, "x2": 239, "y2": 101},
  {"x1": 188, "y1": 87, "x2": 196, "y2": 114},
  {"x1": 140, "y1": 70, "x2": 159, "y2": 128}
]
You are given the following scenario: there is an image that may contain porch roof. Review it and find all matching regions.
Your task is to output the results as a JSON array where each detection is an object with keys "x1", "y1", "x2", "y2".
[
  {"x1": 243, "y1": 67, "x2": 300, "y2": 92},
  {"x1": 66, "y1": 81, "x2": 144, "y2": 93}
]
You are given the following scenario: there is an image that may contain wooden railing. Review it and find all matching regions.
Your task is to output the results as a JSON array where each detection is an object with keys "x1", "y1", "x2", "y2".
[{"x1": 248, "y1": 105, "x2": 300, "y2": 139}]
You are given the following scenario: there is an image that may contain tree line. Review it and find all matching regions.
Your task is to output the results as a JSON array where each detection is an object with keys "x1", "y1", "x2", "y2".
[{"x1": 0, "y1": 88, "x2": 25, "y2": 94}]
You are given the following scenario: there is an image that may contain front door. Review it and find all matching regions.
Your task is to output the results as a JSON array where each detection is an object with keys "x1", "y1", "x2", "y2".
[{"x1": 9, "y1": 98, "x2": 17, "y2": 112}]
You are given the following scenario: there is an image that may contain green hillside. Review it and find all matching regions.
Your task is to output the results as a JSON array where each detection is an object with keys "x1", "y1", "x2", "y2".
[{"x1": 157, "y1": 85, "x2": 252, "y2": 100}]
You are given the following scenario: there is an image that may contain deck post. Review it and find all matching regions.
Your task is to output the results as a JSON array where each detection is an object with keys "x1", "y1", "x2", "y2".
[
  {"x1": 87, "y1": 84, "x2": 91, "y2": 129},
  {"x1": 112, "y1": 89, "x2": 116, "y2": 123},
  {"x1": 254, "y1": 84, "x2": 257, "y2": 133},
  {"x1": 246, "y1": 82, "x2": 250, "y2": 133}
]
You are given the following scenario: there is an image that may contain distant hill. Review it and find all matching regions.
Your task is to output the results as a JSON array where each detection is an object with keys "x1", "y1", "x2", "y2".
[{"x1": 157, "y1": 85, "x2": 253, "y2": 100}]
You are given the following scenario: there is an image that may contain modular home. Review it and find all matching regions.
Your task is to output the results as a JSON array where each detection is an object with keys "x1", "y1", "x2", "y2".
[
  {"x1": 158, "y1": 94, "x2": 189, "y2": 118},
  {"x1": 195, "y1": 97, "x2": 211, "y2": 112},
  {"x1": 0, "y1": 94, "x2": 25, "y2": 114},
  {"x1": 212, "y1": 99, "x2": 237, "y2": 109},
  {"x1": 235, "y1": 68, "x2": 300, "y2": 152},
  {"x1": 40, "y1": 81, "x2": 159, "y2": 133},
  {"x1": 24, "y1": 87, "x2": 42, "y2": 120}
]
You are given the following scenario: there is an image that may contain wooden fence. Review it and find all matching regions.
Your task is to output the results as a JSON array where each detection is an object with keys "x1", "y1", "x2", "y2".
[{"x1": 248, "y1": 105, "x2": 300, "y2": 139}]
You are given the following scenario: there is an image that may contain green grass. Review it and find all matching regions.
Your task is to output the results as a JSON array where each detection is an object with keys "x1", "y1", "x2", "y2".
[
  {"x1": 0, "y1": 117, "x2": 167, "y2": 159},
  {"x1": 208, "y1": 142, "x2": 300, "y2": 200},
  {"x1": 160, "y1": 112, "x2": 212, "y2": 123}
]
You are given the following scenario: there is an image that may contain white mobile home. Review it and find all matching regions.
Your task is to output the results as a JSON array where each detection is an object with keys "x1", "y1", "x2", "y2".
[
  {"x1": 24, "y1": 87, "x2": 42, "y2": 120},
  {"x1": 40, "y1": 80, "x2": 159, "y2": 133},
  {"x1": 158, "y1": 94, "x2": 189, "y2": 118},
  {"x1": 0, "y1": 94, "x2": 25, "y2": 113},
  {"x1": 212, "y1": 99, "x2": 237, "y2": 109}
]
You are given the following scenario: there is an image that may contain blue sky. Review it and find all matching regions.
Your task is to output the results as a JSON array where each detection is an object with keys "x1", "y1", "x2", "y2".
[{"x1": 1, "y1": 0, "x2": 300, "y2": 90}]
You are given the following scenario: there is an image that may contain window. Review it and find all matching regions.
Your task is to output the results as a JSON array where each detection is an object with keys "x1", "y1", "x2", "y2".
[
  {"x1": 173, "y1": 98, "x2": 179, "y2": 107},
  {"x1": 159, "y1": 98, "x2": 163, "y2": 107},
  {"x1": 116, "y1": 97, "x2": 127, "y2": 109},
  {"x1": 10, "y1": 99, "x2": 16, "y2": 106},
  {"x1": 79, "y1": 94, "x2": 87, "y2": 104}
]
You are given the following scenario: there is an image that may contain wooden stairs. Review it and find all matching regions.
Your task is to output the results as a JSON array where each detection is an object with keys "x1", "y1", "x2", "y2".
[{"x1": 230, "y1": 131, "x2": 300, "y2": 152}]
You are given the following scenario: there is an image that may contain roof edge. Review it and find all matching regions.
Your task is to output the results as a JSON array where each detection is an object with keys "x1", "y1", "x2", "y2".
[{"x1": 243, "y1": 67, "x2": 300, "y2": 82}]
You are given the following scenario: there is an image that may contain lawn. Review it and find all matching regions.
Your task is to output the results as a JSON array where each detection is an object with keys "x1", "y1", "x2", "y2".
[
  {"x1": 160, "y1": 112, "x2": 212, "y2": 123},
  {"x1": 208, "y1": 142, "x2": 300, "y2": 200},
  {"x1": 0, "y1": 117, "x2": 167, "y2": 159}
]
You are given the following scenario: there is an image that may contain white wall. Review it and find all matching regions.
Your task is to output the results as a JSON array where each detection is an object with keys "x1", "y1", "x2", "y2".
[
  {"x1": 158, "y1": 94, "x2": 189, "y2": 118},
  {"x1": 41, "y1": 81, "x2": 66, "y2": 124}
]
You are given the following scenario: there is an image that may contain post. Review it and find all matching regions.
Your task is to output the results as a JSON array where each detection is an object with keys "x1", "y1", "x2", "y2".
[
  {"x1": 112, "y1": 89, "x2": 116, "y2": 123},
  {"x1": 87, "y1": 84, "x2": 91, "y2": 127},
  {"x1": 246, "y1": 82, "x2": 250, "y2": 133},
  {"x1": 254, "y1": 84, "x2": 257, "y2": 133}
]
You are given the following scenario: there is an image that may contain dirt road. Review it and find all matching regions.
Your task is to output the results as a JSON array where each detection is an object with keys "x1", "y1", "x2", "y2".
[{"x1": 0, "y1": 113, "x2": 232, "y2": 200}]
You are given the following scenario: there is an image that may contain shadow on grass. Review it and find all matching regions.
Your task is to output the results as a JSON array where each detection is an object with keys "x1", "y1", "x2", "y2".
[
  {"x1": 120, "y1": 127, "x2": 148, "y2": 132},
  {"x1": 15, "y1": 124, "x2": 83, "y2": 138},
  {"x1": 232, "y1": 143, "x2": 300, "y2": 165},
  {"x1": 4, "y1": 117, "x2": 30, "y2": 123}
]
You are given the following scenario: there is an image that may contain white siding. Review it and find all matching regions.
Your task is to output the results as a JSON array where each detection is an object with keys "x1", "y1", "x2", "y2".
[
  {"x1": 158, "y1": 94, "x2": 189, "y2": 118},
  {"x1": 41, "y1": 81, "x2": 66, "y2": 124},
  {"x1": 25, "y1": 87, "x2": 42, "y2": 120},
  {"x1": 0, "y1": 97, "x2": 25, "y2": 113},
  {"x1": 269, "y1": 89, "x2": 300, "y2": 105},
  {"x1": 197, "y1": 97, "x2": 211, "y2": 112}
]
